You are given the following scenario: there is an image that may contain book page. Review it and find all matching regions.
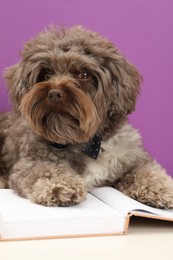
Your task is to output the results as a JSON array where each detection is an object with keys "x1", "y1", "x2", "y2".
[
  {"x1": 0, "y1": 189, "x2": 125, "y2": 239},
  {"x1": 91, "y1": 187, "x2": 173, "y2": 219}
]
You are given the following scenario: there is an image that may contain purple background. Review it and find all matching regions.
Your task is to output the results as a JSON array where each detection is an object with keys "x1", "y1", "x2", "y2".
[{"x1": 0, "y1": 0, "x2": 173, "y2": 176}]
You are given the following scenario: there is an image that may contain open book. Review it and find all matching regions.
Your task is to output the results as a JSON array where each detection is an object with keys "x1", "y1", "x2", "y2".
[{"x1": 0, "y1": 187, "x2": 173, "y2": 241}]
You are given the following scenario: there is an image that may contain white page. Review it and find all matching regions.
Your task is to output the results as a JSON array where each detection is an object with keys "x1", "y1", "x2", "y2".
[
  {"x1": 91, "y1": 187, "x2": 173, "y2": 218},
  {"x1": 0, "y1": 189, "x2": 117, "y2": 221},
  {"x1": 0, "y1": 189, "x2": 125, "y2": 238}
]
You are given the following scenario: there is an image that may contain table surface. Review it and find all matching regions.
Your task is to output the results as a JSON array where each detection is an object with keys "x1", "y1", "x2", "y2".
[{"x1": 1, "y1": 217, "x2": 173, "y2": 260}]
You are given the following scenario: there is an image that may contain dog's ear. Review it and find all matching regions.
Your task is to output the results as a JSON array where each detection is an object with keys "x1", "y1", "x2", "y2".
[
  {"x1": 105, "y1": 51, "x2": 142, "y2": 116},
  {"x1": 4, "y1": 63, "x2": 23, "y2": 113}
]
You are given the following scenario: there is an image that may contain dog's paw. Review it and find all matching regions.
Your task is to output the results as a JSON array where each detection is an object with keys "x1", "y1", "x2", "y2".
[
  {"x1": 133, "y1": 185, "x2": 173, "y2": 209},
  {"x1": 136, "y1": 173, "x2": 173, "y2": 209},
  {"x1": 117, "y1": 179, "x2": 173, "y2": 209},
  {"x1": 0, "y1": 176, "x2": 8, "y2": 188},
  {"x1": 115, "y1": 162, "x2": 173, "y2": 209},
  {"x1": 28, "y1": 176, "x2": 87, "y2": 206}
]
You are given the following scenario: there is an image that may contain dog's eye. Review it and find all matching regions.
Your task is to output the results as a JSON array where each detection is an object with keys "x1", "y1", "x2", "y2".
[
  {"x1": 79, "y1": 71, "x2": 91, "y2": 80},
  {"x1": 36, "y1": 69, "x2": 51, "y2": 83},
  {"x1": 72, "y1": 70, "x2": 91, "y2": 80}
]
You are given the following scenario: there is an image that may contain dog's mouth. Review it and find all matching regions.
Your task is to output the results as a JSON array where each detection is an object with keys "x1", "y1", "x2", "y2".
[
  {"x1": 20, "y1": 82, "x2": 101, "y2": 144},
  {"x1": 40, "y1": 111, "x2": 82, "y2": 143}
]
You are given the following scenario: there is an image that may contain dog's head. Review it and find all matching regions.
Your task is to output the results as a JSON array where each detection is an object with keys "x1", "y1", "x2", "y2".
[{"x1": 5, "y1": 26, "x2": 141, "y2": 144}]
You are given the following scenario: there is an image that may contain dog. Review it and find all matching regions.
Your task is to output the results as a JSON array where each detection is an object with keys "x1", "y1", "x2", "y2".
[{"x1": 0, "y1": 26, "x2": 173, "y2": 208}]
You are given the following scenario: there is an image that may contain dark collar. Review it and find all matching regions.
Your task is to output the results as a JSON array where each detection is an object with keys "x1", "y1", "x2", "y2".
[{"x1": 50, "y1": 134, "x2": 101, "y2": 160}]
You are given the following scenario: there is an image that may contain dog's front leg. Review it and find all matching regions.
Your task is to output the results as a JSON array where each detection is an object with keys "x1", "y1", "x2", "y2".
[
  {"x1": 9, "y1": 159, "x2": 87, "y2": 206},
  {"x1": 114, "y1": 160, "x2": 173, "y2": 209}
]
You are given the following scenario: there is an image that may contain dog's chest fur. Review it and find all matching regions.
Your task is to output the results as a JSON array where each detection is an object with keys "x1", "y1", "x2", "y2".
[{"x1": 83, "y1": 124, "x2": 144, "y2": 190}]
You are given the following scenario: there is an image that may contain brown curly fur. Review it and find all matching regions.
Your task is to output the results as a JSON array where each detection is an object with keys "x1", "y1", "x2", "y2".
[{"x1": 0, "y1": 26, "x2": 173, "y2": 208}]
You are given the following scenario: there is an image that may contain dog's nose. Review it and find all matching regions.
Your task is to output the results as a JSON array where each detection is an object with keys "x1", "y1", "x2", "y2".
[{"x1": 48, "y1": 89, "x2": 64, "y2": 102}]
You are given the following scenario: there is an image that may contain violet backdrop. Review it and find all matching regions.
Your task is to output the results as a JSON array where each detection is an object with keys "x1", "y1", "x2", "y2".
[{"x1": 0, "y1": 0, "x2": 173, "y2": 176}]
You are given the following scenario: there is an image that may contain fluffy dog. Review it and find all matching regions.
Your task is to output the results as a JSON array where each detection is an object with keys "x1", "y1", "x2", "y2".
[{"x1": 0, "y1": 26, "x2": 173, "y2": 208}]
